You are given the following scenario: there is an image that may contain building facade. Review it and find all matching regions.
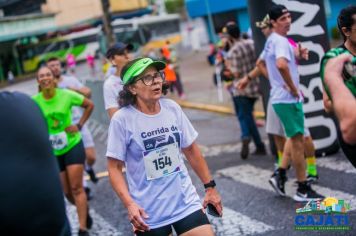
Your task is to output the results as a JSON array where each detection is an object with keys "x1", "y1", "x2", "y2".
[
  {"x1": 0, "y1": 0, "x2": 150, "y2": 80},
  {"x1": 0, "y1": 0, "x2": 46, "y2": 17},
  {"x1": 185, "y1": 0, "x2": 354, "y2": 42},
  {"x1": 41, "y1": 0, "x2": 149, "y2": 26}
]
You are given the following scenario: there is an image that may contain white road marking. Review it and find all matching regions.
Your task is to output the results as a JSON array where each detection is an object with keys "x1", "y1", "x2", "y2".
[
  {"x1": 66, "y1": 203, "x2": 122, "y2": 236},
  {"x1": 316, "y1": 157, "x2": 356, "y2": 174},
  {"x1": 208, "y1": 207, "x2": 275, "y2": 236},
  {"x1": 217, "y1": 164, "x2": 356, "y2": 205}
]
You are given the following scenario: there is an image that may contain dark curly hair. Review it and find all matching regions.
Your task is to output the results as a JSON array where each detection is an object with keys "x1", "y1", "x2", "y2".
[
  {"x1": 118, "y1": 59, "x2": 169, "y2": 107},
  {"x1": 338, "y1": 5, "x2": 356, "y2": 42}
]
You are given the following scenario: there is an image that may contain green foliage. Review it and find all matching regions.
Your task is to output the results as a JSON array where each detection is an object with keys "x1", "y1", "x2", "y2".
[
  {"x1": 165, "y1": 0, "x2": 184, "y2": 14},
  {"x1": 331, "y1": 26, "x2": 341, "y2": 40}
]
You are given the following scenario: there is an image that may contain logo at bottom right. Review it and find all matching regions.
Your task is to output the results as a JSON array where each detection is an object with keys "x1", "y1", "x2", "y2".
[{"x1": 294, "y1": 197, "x2": 352, "y2": 231}]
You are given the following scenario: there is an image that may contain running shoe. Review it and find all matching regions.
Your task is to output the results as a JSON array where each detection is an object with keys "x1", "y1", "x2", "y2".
[
  {"x1": 240, "y1": 139, "x2": 250, "y2": 160},
  {"x1": 293, "y1": 183, "x2": 324, "y2": 202},
  {"x1": 271, "y1": 168, "x2": 278, "y2": 177},
  {"x1": 86, "y1": 167, "x2": 99, "y2": 183},
  {"x1": 268, "y1": 172, "x2": 287, "y2": 197},
  {"x1": 87, "y1": 207, "x2": 93, "y2": 229},
  {"x1": 270, "y1": 169, "x2": 289, "y2": 181},
  {"x1": 307, "y1": 174, "x2": 319, "y2": 183},
  {"x1": 253, "y1": 144, "x2": 266, "y2": 155},
  {"x1": 85, "y1": 187, "x2": 93, "y2": 201}
]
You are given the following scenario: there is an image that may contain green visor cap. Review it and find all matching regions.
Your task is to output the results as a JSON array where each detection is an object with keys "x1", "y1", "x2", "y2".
[{"x1": 122, "y1": 58, "x2": 166, "y2": 85}]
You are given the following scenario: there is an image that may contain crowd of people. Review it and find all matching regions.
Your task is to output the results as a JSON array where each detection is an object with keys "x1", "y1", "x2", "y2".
[
  {"x1": 0, "y1": 3, "x2": 355, "y2": 236},
  {"x1": 207, "y1": 4, "x2": 356, "y2": 204}
]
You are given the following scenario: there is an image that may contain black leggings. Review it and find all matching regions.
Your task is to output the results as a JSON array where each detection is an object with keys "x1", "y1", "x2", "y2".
[{"x1": 136, "y1": 209, "x2": 210, "y2": 236}]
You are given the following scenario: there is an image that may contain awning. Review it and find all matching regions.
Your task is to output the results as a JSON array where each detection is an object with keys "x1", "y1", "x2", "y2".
[{"x1": 186, "y1": 0, "x2": 247, "y2": 18}]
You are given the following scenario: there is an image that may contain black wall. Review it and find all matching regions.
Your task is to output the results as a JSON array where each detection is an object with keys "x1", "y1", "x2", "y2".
[{"x1": 247, "y1": 0, "x2": 339, "y2": 156}]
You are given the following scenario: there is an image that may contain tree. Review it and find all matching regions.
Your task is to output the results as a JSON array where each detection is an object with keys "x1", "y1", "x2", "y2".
[{"x1": 164, "y1": 0, "x2": 184, "y2": 14}]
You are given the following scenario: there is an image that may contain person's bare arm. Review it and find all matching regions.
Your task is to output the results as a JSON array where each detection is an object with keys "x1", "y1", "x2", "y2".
[
  {"x1": 78, "y1": 98, "x2": 94, "y2": 126},
  {"x1": 107, "y1": 158, "x2": 149, "y2": 231},
  {"x1": 276, "y1": 58, "x2": 299, "y2": 97},
  {"x1": 182, "y1": 142, "x2": 222, "y2": 216},
  {"x1": 237, "y1": 66, "x2": 260, "y2": 90},
  {"x1": 324, "y1": 54, "x2": 356, "y2": 144},
  {"x1": 65, "y1": 98, "x2": 94, "y2": 133},
  {"x1": 256, "y1": 59, "x2": 269, "y2": 79},
  {"x1": 107, "y1": 107, "x2": 119, "y2": 119},
  {"x1": 68, "y1": 86, "x2": 91, "y2": 98},
  {"x1": 322, "y1": 90, "x2": 333, "y2": 113}
]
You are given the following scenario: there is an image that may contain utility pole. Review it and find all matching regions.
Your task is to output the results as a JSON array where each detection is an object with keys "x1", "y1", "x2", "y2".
[
  {"x1": 204, "y1": 0, "x2": 216, "y2": 43},
  {"x1": 101, "y1": 0, "x2": 115, "y2": 46}
]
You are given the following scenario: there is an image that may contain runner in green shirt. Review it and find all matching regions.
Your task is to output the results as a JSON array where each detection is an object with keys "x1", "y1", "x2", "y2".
[
  {"x1": 33, "y1": 88, "x2": 84, "y2": 156},
  {"x1": 32, "y1": 66, "x2": 94, "y2": 236}
]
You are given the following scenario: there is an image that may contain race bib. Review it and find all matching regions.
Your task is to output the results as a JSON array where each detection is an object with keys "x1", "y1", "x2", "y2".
[
  {"x1": 49, "y1": 131, "x2": 68, "y2": 151},
  {"x1": 143, "y1": 142, "x2": 182, "y2": 180}
]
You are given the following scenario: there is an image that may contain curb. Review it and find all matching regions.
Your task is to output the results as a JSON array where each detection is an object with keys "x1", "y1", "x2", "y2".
[{"x1": 174, "y1": 99, "x2": 265, "y2": 119}]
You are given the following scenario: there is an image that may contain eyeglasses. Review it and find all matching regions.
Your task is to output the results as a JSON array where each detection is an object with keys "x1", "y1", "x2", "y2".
[{"x1": 136, "y1": 71, "x2": 165, "y2": 86}]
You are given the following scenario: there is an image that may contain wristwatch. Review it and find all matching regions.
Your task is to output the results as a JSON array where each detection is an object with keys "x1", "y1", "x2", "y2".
[
  {"x1": 76, "y1": 123, "x2": 83, "y2": 131},
  {"x1": 204, "y1": 180, "x2": 216, "y2": 189}
]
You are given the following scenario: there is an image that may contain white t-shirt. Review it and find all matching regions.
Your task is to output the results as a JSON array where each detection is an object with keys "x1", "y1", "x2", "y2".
[
  {"x1": 105, "y1": 66, "x2": 116, "y2": 78},
  {"x1": 106, "y1": 99, "x2": 202, "y2": 228},
  {"x1": 103, "y1": 74, "x2": 123, "y2": 110},
  {"x1": 57, "y1": 75, "x2": 83, "y2": 123},
  {"x1": 261, "y1": 32, "x2": 302, "y2": 104}
]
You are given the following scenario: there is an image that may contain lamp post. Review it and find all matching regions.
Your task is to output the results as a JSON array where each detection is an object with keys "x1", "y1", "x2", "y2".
[{"x1": 204, "y1": 0, "x2": 216, "y2": 43}]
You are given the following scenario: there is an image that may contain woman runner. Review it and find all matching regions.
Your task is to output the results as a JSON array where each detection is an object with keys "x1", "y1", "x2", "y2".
[
  {"x1": 32, "y1": 66, "x2": 94, "y2": 236},
  {"x1": 106, "y1": 57, "x2": 223, "y2": 235}
]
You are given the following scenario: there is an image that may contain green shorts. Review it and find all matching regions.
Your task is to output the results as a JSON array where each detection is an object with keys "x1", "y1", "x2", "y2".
[{"x1": 273, "y1": 103, "x2": 304, "y2": 138}]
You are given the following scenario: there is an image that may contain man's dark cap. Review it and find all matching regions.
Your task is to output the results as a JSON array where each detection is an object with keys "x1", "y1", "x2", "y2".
[
  {"x1": 268, "y1": 4, "x2": 289, "y2": 21},
  {"x1": 106, "y1": 42, "x2": 134, "y2": 59},
  {"x1": 226, "y1": 23, "x2": 241, "y2": 39}
]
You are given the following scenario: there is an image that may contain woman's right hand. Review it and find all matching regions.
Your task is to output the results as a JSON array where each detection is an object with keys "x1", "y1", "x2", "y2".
[
  {"x1": 127, "y1": 202, "x2": 150, "y2": 232},
  {"x1": 65, "y1": 124, "x2": 79, "y2": 134}
]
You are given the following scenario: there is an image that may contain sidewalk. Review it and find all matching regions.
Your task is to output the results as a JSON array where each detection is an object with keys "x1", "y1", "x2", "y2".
[{"x1": 169, "y1": 47, "x2": 265, "y2": 118}]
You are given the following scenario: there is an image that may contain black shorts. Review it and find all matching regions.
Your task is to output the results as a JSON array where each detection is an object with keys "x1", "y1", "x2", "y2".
[
  {"x1": 136, "y1": 209, "x2": 210, "y2": 236},
  {"x1": 56, "y1": 140, "x2": 86, "y2": 172}
]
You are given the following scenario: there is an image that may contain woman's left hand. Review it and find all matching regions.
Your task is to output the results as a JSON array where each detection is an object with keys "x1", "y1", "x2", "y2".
[
  {"x1": 65, "y1": 125, "x2": 79, "y2": 134},
  {"x1": 203, "y1": 188, "x2": 223, "y2": 217}
]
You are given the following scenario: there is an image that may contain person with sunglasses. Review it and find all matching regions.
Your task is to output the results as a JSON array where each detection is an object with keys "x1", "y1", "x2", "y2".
[
  {"x1": 106, "y1": 57, "x2": 222, "y2": 235},
  {"x1": 104, "y1": 42, "x2": 133, "y2": 119}
]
